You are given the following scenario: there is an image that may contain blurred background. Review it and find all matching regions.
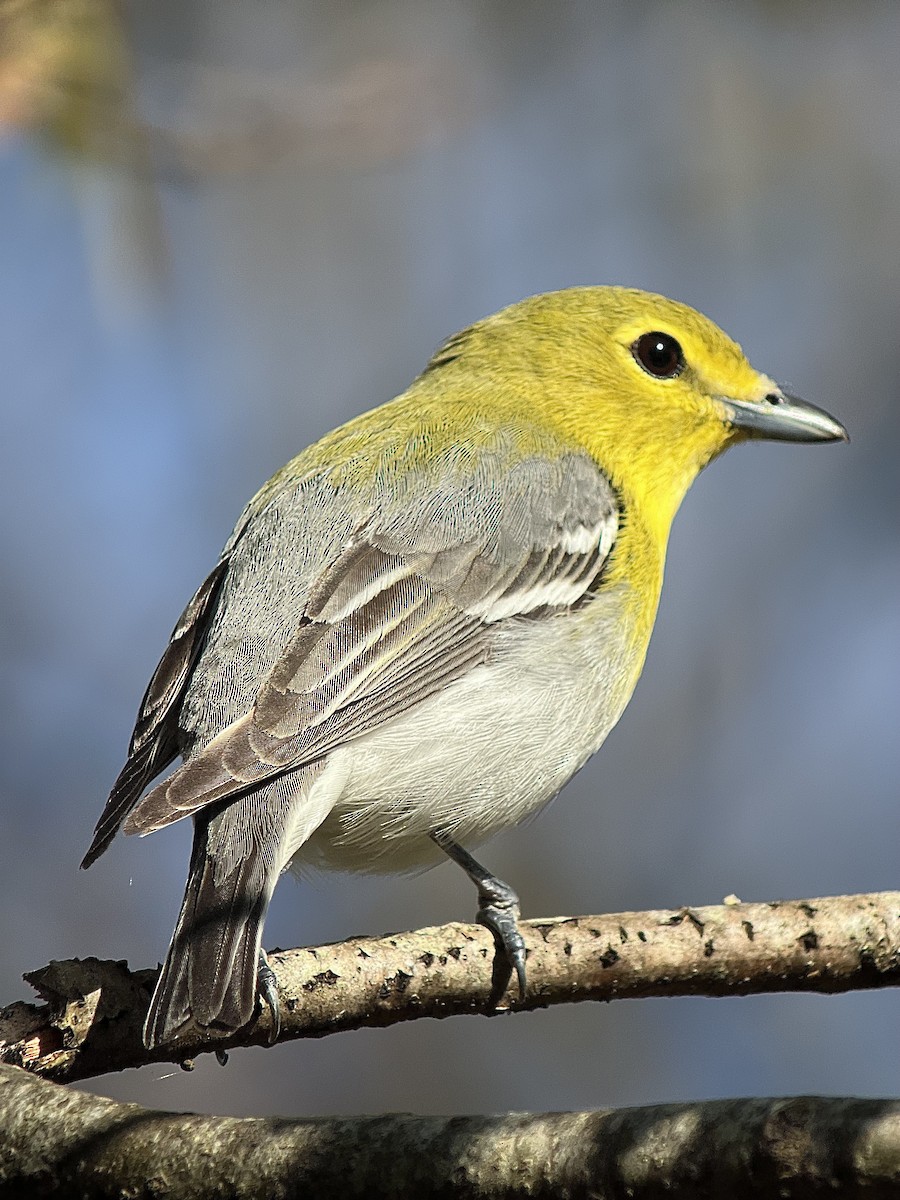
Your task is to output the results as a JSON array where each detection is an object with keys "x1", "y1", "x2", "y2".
[{"x1": 1, "y1": 0, "x2": 898, "y2": 1118}]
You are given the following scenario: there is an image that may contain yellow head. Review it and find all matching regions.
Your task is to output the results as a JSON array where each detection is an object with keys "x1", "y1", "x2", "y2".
[{"x1": 423, "y1": 286, "x2": 846, "y2": 547}]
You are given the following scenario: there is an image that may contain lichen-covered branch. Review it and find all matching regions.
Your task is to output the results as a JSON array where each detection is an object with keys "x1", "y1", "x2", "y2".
[
  {"x1": 1, "y1": 1062, "x2": 899, "y2": 1199},
  {"x1": 2, "y1": 891, "x2": 899, "y2": 1082}
]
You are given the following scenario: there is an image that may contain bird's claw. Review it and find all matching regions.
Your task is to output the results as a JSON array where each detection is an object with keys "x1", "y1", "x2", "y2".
[
  {"x1": 477, "y1": 901, "x2": 527, "y2": 1002},
  {"x1": 475, "y1": 874, "x2": 527, "y2": 1003},
  {"x1": 257, "y1": 951, "x2": 281, "y2": 1044}
]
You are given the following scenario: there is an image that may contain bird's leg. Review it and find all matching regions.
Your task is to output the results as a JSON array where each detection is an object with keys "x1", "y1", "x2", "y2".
[
  {"x1": 431, "y1": 830, "x2": 527, "y2": 1002},
  {"x1": 257, "y1": 948, "x2": 281, "y2": 1043}
]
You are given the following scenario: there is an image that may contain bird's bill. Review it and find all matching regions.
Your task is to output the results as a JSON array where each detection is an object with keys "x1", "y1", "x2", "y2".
[{"x1": 722, "y1": 392, "x2": 849, "y2": 443}]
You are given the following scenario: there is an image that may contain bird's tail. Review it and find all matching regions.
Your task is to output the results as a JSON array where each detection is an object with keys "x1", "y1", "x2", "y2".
[
  {"x1": 142, "y1": 835, "x2": 277, "y2": 1051},
  {"x1": 143, "y1": 810, "x2": 281, "y2": 1051},
  {"x1": 142, "y1": 768, "x2": 333, "y2": 1050}
]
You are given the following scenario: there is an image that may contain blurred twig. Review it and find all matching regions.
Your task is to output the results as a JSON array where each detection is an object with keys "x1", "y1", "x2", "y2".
[
  {"x1": 0, "y1": 1, "x2": 473, "y2": 321},
  {"x1": 0, "y1": 1, "x2": 473, "y2": 176},
  {"x1": 0, "y1": 0, "x2": 132, "y2": 159},
  {"x1": 0, "y1": 0, "x2": 166, "y2": 315},
  {"x1": 144, "y1": 55, "x2": 475, "y2": 183}
]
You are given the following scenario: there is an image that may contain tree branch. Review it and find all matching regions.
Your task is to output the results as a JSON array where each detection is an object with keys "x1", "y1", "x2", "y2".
[
  {"x1": 2, "y1": 890, "x2": 898, "y2": 1082},
  {"x1": 1, "y1": 1062, "x2": 899, "y2": 1198}
]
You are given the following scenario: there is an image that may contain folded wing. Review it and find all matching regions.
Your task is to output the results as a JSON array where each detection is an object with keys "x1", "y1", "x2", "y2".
[
  {"x1": 80, "y1": 557, "x2": 230, "y2": 867},
  {"x1": 121, "y1": 450, "x2": 620, "y2": 838}
]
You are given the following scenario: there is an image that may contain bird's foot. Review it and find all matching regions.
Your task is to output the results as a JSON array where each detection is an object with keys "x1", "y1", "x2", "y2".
[
  {"x1": 476, "y1": 880, "x2": 527, "y2": 1004},
  {"x1": 430, "y1": 830, "x2": 528, "y2": 1004},
  {"x1": 257, "y1": 950, "x2": 281, "y2": 1044}
]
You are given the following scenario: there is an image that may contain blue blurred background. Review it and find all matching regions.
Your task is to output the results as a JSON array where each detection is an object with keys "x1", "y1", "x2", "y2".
[{"x1": 1, "y1": 0, "x2": 897, "y2": 1116}]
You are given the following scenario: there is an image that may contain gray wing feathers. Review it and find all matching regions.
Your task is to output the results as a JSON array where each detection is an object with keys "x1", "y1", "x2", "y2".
[
  {"x1": 130, "y1": 559, "x2": 231, "y2": 754},
  {"x1": 80, "y1": 558, "x2": 229, "y2": 868},
  {"x1": 126, "y1": 567, "x2": 489, "y2": 832},
  {"x1": 124, "y1": 450, "x2": 618, "y2": 839}
]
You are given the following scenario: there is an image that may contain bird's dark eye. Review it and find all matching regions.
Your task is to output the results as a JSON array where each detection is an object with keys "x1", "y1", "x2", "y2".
[{"x1": 633, "y1": 332, "x2": 684, "y2": 379}]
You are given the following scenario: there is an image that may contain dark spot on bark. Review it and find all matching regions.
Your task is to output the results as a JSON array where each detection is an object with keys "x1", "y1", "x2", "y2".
[
  {"x1": 598, "y1": 946, "x2": 620, "y2": 969},
  {"x1": 799, "y1": 930, "x2": 818, "y2": 952},
  {"x1": 419, "y1": 952, "x2": 435, "y2": 968},
  {"x1": 742, "y1": 921, "x2": 755, "y2": 941},
  {"x1": 856, "y1": 946, "x2": 884, "y2": 984},
  {"x1": 662, "y1": 909, "x2": 704, "y2": 933},
  {"x1": 685, "y1": 910, "x2": 705, "y2": 934},
  {"x1": 799, "y1": 902, "x2": 818, "y2": 919},
  {"x1": 618, "y1": 926, "x2": 628, "y2": 943},
  {"x1": 448, "y1": 947, "x2": 462, "y2": 961},
  {"x1": 703, "y1": 940, "x2": 715, "y2": 958},
  {"x1": 303, "y1": 970, "x2": 339, "y2": 992},
  {"x1": 563, "y1": 942, "x2": 573, "y2": 956},
  {"x1": 637, "y1": 930, "x2": 647, "y2": 943},
  {"x1": 383, "y1": 970, "x2": 413, "y2": 995}
]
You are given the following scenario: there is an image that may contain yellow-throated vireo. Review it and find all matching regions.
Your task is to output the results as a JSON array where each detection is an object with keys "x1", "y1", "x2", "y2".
[{"x1": 82, "y1": 287, "x2": 847, "y2": 1050}]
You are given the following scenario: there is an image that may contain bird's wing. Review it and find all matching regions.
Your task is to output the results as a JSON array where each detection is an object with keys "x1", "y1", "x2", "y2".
[
  {"x1": 80, "y1": 557, "x2": 230, "y2": 867},
  {"x1": 123, "y1": 450, "x2": 619, "y2": 837}
]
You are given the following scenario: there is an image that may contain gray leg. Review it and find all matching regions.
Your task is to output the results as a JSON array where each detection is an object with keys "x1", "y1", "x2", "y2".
[
  {"x1": 431, "y1": 830, "x2": 527, "y2": 1000},
  {"x1": 257, "y1": 948, "x2": 281, "y2": 1043}
]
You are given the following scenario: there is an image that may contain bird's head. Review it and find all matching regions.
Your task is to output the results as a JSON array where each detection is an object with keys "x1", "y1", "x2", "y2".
[{"x1": 450, "y1": 286, "x2": 847, "y2": 546}]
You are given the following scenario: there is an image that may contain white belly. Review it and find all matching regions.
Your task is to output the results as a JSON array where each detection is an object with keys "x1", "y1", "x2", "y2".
[{"x1": 297, "y1": 582, "x2": 643, "y2": 875}]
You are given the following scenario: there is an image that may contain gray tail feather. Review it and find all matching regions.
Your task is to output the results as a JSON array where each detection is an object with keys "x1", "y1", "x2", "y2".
[{"x1": 143, "y1": 829, "x2": 275, "y2": 1050}]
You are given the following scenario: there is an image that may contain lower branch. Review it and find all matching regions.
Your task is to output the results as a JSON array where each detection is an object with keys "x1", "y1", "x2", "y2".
[
  {"x1": 1, "y1": 891, "x2": 898, "y2": 1082},
  {"x1": 1, "y1": 1064, "x2": 899, "y2": 1199}
]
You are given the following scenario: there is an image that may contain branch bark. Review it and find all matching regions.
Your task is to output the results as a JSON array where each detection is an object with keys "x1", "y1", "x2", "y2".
[
  {"x1": 1, "y1": 1062, "x2": 899, "y2": 1198},
  {"x1": 3, "y1": 890, "x2": 899, "y2": 1082}
]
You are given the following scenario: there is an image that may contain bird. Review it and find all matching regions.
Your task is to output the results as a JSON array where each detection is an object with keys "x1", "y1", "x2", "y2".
[{"x1": 81, "y1": 286, "x2": 848, "y2": 1050}]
